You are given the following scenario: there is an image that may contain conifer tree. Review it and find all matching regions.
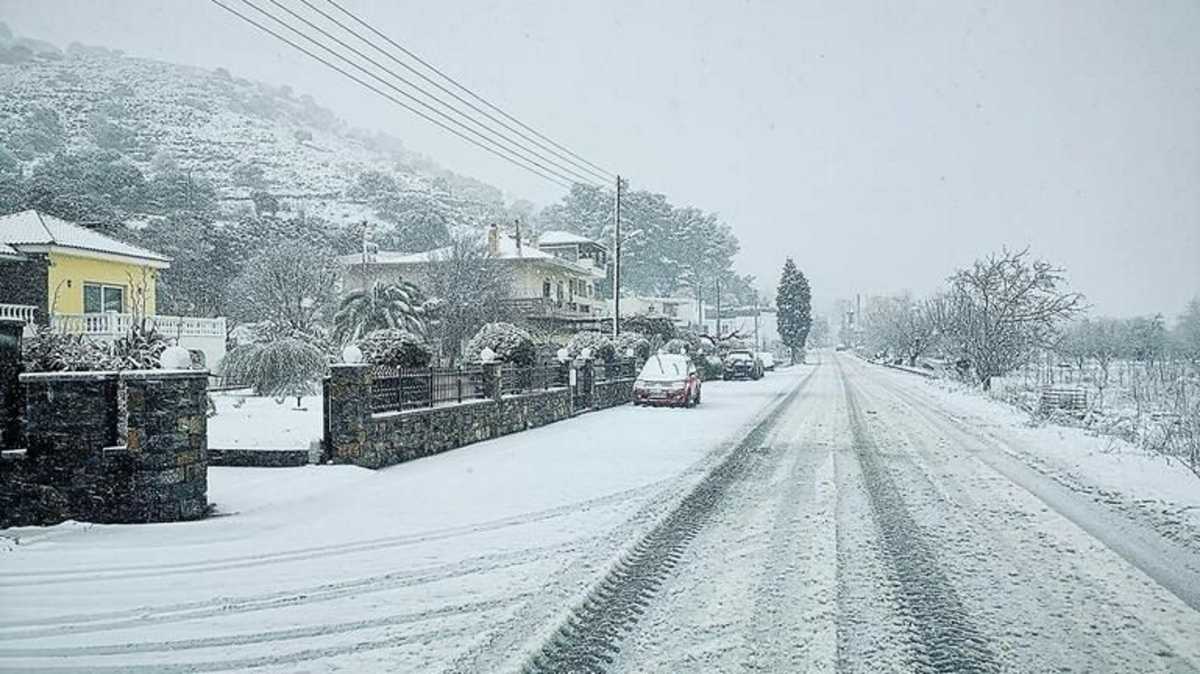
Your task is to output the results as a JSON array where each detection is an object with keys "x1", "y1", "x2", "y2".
[{"x1": 776, "y1": 258, "x2": 812, "y2": 364}]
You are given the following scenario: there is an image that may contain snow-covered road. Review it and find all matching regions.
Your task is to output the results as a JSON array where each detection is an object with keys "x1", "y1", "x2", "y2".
[{"x1": 4, "y1": 353, "x2": 1200, "y2": 673}]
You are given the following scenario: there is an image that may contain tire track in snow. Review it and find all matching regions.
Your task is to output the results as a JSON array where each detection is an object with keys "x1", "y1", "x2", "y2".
[
  {"x1": 0, "y1": 480, "x2": 664, "y2": 589},
  {"x1": 0, "y1": 594, "x2": 529, "y2": 659},
  {"x1": 0, "y1": 539, "x2": 578, "y2": 641},
  {"x1": 518, "y1": 364, "x2": 820, "y2": 674},
  {"x1": 836, "y1": 355, "x2": 999, "y2": 674}
]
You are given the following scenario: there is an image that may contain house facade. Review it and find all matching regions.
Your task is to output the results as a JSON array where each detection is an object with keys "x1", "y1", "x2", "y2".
[
  {"x1": 0, "y1": 210, "x2": 227, "y2": 368},
  {"x1": 609, "y1": 295, "x2": 700, "y2": 329},
  {"x1": 337, "y1": 224, "x2": 610, "y2": 331}
]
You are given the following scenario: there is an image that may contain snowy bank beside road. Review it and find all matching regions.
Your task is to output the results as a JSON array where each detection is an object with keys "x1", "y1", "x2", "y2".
[{"x1": 867, "y1": 361, "x2": 1200, "y2": 551}]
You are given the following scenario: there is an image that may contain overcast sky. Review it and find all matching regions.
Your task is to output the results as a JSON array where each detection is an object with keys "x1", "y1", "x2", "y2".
[{"x1": 3, "y1": 0, "x2": 1197, "y2": 318}]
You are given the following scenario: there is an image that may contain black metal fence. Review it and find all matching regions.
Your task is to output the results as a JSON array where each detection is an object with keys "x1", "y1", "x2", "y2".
[
  {"x1": 594, "y1": 360, "x2": 637, "y2": 382},
  {"x1": 371, "y1": 366, "x2": 485, "y2": 413},
  {"x1": 501, "y1": 363, "x2": 566, "y2": 395}
]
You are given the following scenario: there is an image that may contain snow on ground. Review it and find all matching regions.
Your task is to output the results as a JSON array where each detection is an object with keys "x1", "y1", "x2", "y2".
[
  {"x1": 865, "y1": 358, "x2": 1200, "y2": 551},
  {"x1": 0, "y1": 371, "x2": 803, "y2": 673},
  {"x1": 208, "y1": 391, "x2": 323, "y2": 450}
]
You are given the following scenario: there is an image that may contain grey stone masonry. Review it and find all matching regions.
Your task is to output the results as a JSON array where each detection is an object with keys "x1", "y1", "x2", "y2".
[
  {"x1": 0, "y1": 318, "x2": 24, "y2": 448},
  {"x1": 120, "y1": 370, "x2": 209, "y2": 522},
  {"x1": 326, "y1": 363, "x2": 580, "y2": 470},
  {"x1": 1, "y1": 369, "x2": 209, "y2": 527}
]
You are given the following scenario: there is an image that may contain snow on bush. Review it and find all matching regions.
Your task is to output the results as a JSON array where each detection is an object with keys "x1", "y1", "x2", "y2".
[
  {"x1": 616, "y1": 331, "x2": 651, "y2": 360},
  {"x1": 566, "y1": 331, "x2": 616, "y2": 363},
  {"x1": 464, "y1": 322, "x2": 535, "y2": 366},
  {"x1": 356, "y1": 328, "x2": 432, "y2": 368},
  {"x1": 220, "y1": 338, "x2": 327, "y2": 403},
  {"x1": 21, "y1": 324, "x2": 168, "y2": 372}
]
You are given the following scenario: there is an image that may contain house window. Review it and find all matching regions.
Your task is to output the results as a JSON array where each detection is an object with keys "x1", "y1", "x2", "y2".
[
  {"x1": 664, "y1": 303, "x2": 678, "y2": 317},
  {"x1": 83, "y1": 283, "x2": 125, "y2": 314},
  {"x1": 542, "y1": 279, "x2": 551, "y2": 298}
]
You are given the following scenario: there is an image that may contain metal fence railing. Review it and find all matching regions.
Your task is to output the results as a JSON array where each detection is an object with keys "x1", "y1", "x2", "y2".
[
  {"x1": 371, "y1": 366, "x2": 485, "y2": 413},
  {"x1": 594, "y1": 359, "x2": 638, "y2": 382},
  {"x1": 502, "y1": 364, "x2": 566, "y2": 395}
]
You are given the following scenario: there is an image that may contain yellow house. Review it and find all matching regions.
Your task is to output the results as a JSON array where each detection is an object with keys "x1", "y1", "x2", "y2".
[
  {"x1": 0, "y1": 209, "x2": 169, "y2": 319},
  {"x1": 0, "y1": 210, "x2": 227, "y2": 368}
]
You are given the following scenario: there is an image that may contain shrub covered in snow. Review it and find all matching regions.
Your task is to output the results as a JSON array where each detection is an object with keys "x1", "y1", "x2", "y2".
[
  {"x1": 356, "y1": 328, "x2": 432, "y2": 368},
  {"x1": 21, "y1": 327, "x2": 108, "y2": 372},
  {"x1": 464, "y1": 322, "x2": 535, "y2": 366},
  {"x1": 220, "y1": 337, "x2": 328, "y2": 403},
  {"x1": 616, "y1": 331, "x2": 651, "y2": 360},
  {"x1": 567, "y1": 331, "x2": 616, "y2": 363},
  {"x1": 21, "y1": 324, "x2": 169, "y2": 372}
]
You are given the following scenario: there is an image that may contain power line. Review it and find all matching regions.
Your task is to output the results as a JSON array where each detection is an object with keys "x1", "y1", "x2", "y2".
[
  {"x1": 320, "y1": 0, "x2": 616, "y2": 181},
  {"x1": 299, "y1": 0, "x2": 613, "y2": 185},
  {"x1": 233, "y1": 0, "x2": 595, "y2": 187},
  {"x1": 209, "y1": 0, "x2": 577, "y2": 189},
  {"x1": 262, "y1": 0, "x2": 606, "y2": 187}
]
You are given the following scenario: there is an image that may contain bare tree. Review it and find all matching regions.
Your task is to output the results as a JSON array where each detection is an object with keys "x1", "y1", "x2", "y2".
[
  {"x1": 423, "y1": 234, "x2": 515, "y2": 364},
  {"x1": 861, "y1": 293, "x2": 940, "y2": 365},
  {"x1": 939, "y1": 248, "x2": 1084, "y2": 389}
]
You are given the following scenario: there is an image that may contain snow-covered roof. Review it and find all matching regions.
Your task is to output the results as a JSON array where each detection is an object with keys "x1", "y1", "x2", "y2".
[
  {"x1": 339, "y1": 234, "x2": 558, "y2": 266},
  {"x1": 0, "y1": 241, "x2": 23, "y2": 260},
  {"x1": 0, "y1": 210, "x2": 171, "y2": 266},
  {"x1": 537, "y1": 230, "x2": 599, "y2": 247}
]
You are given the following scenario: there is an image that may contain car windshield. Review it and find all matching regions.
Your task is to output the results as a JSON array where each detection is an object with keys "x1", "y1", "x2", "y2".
[{"x1": 638, "y1": 355, "x2": 688, "y2": 381}]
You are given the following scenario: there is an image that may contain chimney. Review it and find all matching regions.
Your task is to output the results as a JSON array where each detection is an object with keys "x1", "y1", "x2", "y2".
[{"x1": 487, "y1": 223, "x2": 499, "y2": 257}]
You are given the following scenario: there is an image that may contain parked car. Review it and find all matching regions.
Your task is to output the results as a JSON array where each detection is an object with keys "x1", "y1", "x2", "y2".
[
  {"x1": 835, "y1": 343, "x2": 849, "y2": 351},
  {"x1": 757, "y1": 352, "x2": 775, "y2": 371},
  {"x1": 722, "y1": 350, "x2": 763, "y2": 380},
  {"x1": 633, "y1": 354, "x2": 702, "y2": 407}
]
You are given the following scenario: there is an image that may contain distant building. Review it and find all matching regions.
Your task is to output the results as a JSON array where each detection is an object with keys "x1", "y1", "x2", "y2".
[
  {"x1": 0, "y1": 210, "x2": 227, "y2": 368},
  {"x1": 607, "y1": 295, "x2": 699, "y2": 329},
  {"x1": 337, "y1": 224, "x2": 609, "y2": 331}
]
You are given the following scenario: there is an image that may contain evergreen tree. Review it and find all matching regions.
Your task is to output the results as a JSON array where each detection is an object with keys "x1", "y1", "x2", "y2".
[{"x1": 776, "y1": 258, "x2": 812, "y2": 363}]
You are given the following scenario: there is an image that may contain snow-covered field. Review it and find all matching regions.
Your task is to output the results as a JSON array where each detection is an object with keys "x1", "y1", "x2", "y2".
[
  {"x1": 208, "y1": 391, "x2": 323, "y2": 451},
  {"x1": 0, "y1": 372, "x2": 801, "y2": 672}
]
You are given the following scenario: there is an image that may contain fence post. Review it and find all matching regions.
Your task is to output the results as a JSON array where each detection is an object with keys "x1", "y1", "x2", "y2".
[
  {"x1": 427, "y1": 369, "x2": 435, "y2": 408},
  {"x1": 456, "y1": 366, "x2": 463, "y2": 403},
  {"x1": 327, "y1": 364, "x2": 372, "y2": 465},
  {"x1": 481, "y1": 362, "x2": 503, "y2": 402}
]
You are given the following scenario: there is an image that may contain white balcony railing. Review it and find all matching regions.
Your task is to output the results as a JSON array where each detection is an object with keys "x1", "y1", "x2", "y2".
[
  {"x1": 0, "y1": 303, "x2": 37, "y2": 323},
  {"x1": 51, "y1": 313, "x2": 227, "y2": 339}
]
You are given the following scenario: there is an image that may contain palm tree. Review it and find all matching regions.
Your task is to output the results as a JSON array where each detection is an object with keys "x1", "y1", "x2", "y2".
[{"x1": 333, "y1": 280, "x2": 427, "y2": 345}]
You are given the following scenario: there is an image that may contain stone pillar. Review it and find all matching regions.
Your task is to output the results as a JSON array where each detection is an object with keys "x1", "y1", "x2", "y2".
[
  {"x1": 19, "y1": 371, "x2": 120, "y2": 521},
  {"x1": 481, "y1": 362, "x2": 503, "y2": 402},
  {"x1": 0, "y1": 318, "x2": 23, "y2": 448},
  {"x1": 120, "y1": 370, "x2": 209, "y2": 522},
  {"x1": 327, "y1": 364, "x2": 371, "y2": 464}
]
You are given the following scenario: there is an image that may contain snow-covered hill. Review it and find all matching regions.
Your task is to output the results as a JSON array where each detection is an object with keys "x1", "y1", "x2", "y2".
[{"x1": 0, "y1": 22, "x2": 511, "y2": 224}]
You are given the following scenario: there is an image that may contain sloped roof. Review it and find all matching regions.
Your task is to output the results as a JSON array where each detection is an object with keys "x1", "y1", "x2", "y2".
[
  {"x1": 537, "y1": 230, "x2": 600, "y2": 246},
  {"x1": 0, "y1": 210, "x2": 171, "y2": 264}
]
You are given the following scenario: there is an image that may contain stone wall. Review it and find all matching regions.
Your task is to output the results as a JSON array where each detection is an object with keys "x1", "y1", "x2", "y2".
[
  {"x1": 207, "y1": 448, "x2": 312, "y2": 468},
  {"x1": 593, "y1": 377, "x2": 636, "y2": 411},
  {"x1": 0, "y1": 370, "x2": 209, "y2": 527},
  {"x1": 326, "y1": 363, "x2": 579, "y2": 470}
]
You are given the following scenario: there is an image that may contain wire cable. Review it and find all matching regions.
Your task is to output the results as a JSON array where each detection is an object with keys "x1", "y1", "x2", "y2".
[
  {"x1": 299, "y1": 0, "x2": 612, "y2": 185},
  {"x1": 320, "y1": 0, "x2": 616, "y2": 181},
  {"x1": 209, "y1": 0, "x2": 578, "y2": 189},
  {"x1": 265, "y1": 0, "x2": 605, "y2": 187}
]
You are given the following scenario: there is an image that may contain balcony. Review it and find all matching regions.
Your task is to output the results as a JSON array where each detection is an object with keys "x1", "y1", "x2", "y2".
[
  {"x1": 504, "y1": 297, "x2": 607, "y2": 322},
  {"x1": 51, "y1": 313, "x2": 227, "y2": 339},
  {"x1": 0, "y1": 303, "x2": 37, "y2": 324}
]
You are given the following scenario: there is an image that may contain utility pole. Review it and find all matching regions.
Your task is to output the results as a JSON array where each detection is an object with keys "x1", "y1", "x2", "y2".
[
  {"x1": 753, "y1": 290, "x2": 760, "y2": 351},
  {"x1": 715, "y1": 277, "x2": 722, "y2": 341},
  {"x1": 612, "y1": 174, "x2": 622, "y2": 339}
]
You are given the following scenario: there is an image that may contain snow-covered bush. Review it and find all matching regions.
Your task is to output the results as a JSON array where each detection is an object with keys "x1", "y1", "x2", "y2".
[
  {"x1": 663, "y1": 337, "x2": 688, "y2": 355},
  {"x1": 21, "y1": 324, "x2": 168, "y2": 372},
  {"x1": 616, "y1": 331, "x2": 651, "y2": 360},
  {"x1": 355, "y1": 329, "x2": 431, "y2": 368},
  {"x1": 21, "y1": 326, "x2": 107, "y2": 372},
  {"x1": 464, "y1": 322, "x2": 535, "y2": 366},
  {"x1": 220, "y1": 337, "x2": 327, "y2": 404},
  {"x1": 567, "y1": 331, "x2": 616, "y2": 363}
]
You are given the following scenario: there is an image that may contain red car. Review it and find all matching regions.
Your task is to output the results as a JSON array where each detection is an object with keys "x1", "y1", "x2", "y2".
[{"x1": 633, "y1": 354, "x2": 702, "y2": 407}]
